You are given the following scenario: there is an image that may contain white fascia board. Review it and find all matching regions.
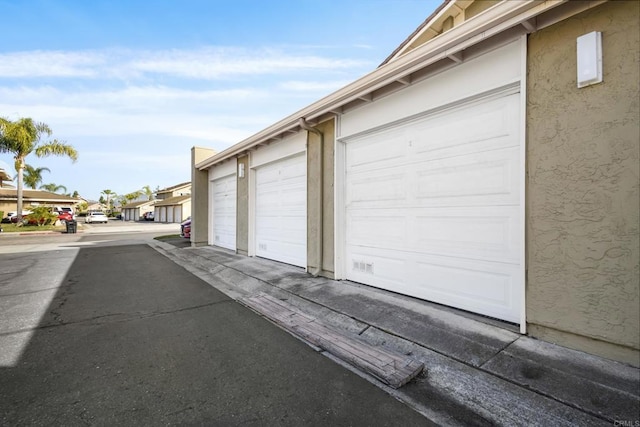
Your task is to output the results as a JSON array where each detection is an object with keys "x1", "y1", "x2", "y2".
[{"x1": 196, "y1": 0, "x2": 566, "y2": 171}]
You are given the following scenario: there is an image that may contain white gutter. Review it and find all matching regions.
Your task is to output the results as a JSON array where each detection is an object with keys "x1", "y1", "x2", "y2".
[{"x1": 196, "y1": 0, "x2": 567, "y2": 171}]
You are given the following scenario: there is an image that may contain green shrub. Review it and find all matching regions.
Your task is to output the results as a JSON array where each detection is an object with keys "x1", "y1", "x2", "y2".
[{"x1": 24, "y1": 206, "x2": 58, "y2": 226}]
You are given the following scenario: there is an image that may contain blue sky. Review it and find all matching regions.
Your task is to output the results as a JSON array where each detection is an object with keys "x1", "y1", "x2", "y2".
[{"x1": 0, "y1": 0, "x2": 440, "y2": 201}]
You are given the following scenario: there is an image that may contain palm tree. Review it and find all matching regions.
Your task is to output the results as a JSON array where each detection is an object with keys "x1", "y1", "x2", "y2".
[
  {"x1": 101, "y1": 189, "x2": 116, "y2": 211},
  {"x1": 0, "y1": 117, "x2": 77, "y2": 220},
  {"x1": 40, "y1": 183, "x2": 67, "y2": 194},
  {"x1": 21, "y1": 165, "x2": 51, "y2": 189},
  {"x1": 122, "y1": 191, "x2": 142, "y2": 206},
  {"x1": 141, "y1": 185, "x2": 154, "y2": 201}
]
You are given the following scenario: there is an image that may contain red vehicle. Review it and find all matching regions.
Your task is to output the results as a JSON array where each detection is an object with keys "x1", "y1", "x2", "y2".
[
  {"x1": 180, "y1": 218, "x2": 191, "y2": 239},
  {"x1": 57, "y1": 211, "x2": 74, "y2": 223}
]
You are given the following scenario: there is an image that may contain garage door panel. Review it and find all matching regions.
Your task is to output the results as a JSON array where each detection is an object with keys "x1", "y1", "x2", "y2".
[
  {"x1": 348, "y1": 245, "x2": 519, "y2": 322},
  {"x1": 415, "y1": 148, "x2": 518, "y2": 202},
  {"x1": 414, "y1": 260, "x2": 518, "y2": 322},
  {"x1": 348, "y1": 213, "x2": 406, "y2": 248},
  {"x1": 347, "y1": 147, "x2": 519, "y2": 210},
  {"x1": 413, "y1": 210, "x2": 519, "y2": 263},
  {"x1": 412, "y1": 95, "x2": 519, "y2": 156},
  {"x1": 255, "y1": 153, "x2": 306, "y2": 268},
  {"x1": 344, "y1": 92, "x2": 522, "y2": 323},
  {"x1": 212, "y1": 174, "x2": 236, "y2": 250},
  {"x1": 347, "y1": 171, "x2": 406, "y2": 206},
  {"x1": 348, "y1": 250, "x2": 407, "y2": 285},
  {"x1": 256, "y1": 189, "x2": 280, "y2": 208},
  {"x1": 280, "y1": 158, "x2": 306, "y2": 178},
  {"x1": 280, "y1": 186, "x2": 306, "y2": 208},
  {"x1": 347, "y1": 131, "x2": 407, "y2": 170},
  {"x1": 348, "y1": 206, "x2": 519, "y2": 264}
]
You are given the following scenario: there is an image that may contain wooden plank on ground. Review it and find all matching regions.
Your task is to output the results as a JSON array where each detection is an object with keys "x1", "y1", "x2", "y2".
[{"x1": 240, "y1": 293, "x2": 424, "y2": 388}]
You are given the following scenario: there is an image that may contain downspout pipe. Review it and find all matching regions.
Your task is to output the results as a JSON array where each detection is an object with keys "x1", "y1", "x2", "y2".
[{"x1": 299, "y1": 118, "x2": 324, "y2": 277}]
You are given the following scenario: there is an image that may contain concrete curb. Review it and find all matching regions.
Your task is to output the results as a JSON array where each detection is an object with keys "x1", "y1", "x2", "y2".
[{"x1": 151, "y1": 241, "x2": 640, "y2": 426}]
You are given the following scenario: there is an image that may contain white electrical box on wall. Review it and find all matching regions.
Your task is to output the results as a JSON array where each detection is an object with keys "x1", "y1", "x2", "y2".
[{"x1": 577, "y1": 31, "x2": 603, "y2": 88}]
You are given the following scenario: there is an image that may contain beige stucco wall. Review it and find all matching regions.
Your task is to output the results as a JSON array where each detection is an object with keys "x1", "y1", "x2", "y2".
[
  {"x1": 0, "y1": 200, "x2": 76, "y2": 218},
  {"x1": 191, "y1": 147, "x2": 216, "y2": 247},
  {"x1": 182, "y1": 200, "x2": 191, "y2": 222},
  {"x1": 306, "y1": 119, "x2": 335, "y2": 278},
  {"x1": 236, "y1": 155, "x2": 249, "y2": 256},
  {"x1": 526, "y1": 1, "x2": 640, "y2": 366},
  {"x1": 0, "y1": 201, "x2": 14, "y2": 217}
]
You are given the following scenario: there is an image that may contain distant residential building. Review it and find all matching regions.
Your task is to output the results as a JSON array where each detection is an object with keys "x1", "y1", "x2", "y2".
[
  {"x1": 0, "y1": 188, "x2": 79, "y2": 217},
  {"x1": 153, "y1": 182, "x2": 191, "y2": 223}
]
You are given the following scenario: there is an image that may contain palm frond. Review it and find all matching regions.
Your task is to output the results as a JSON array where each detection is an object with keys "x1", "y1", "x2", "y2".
[{"x1": 35, "y1": 140, "x2": 78, "y2": 162}]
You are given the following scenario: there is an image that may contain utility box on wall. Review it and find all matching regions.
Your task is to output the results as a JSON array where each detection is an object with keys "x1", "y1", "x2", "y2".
[{"x1": 577, "y1": 31, "x2": 603, "y2": 88}]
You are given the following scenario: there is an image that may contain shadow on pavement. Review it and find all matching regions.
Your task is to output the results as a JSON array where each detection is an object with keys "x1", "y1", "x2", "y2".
[
  {"x1": 0, "y1": 244, "x2": 431, "y2": 426},
  {"x1": 157, "y1": 236, "x2": 191, "y2": 249}
]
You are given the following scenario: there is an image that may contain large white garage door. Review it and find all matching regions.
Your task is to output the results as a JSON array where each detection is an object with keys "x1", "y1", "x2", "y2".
[
  {"x1": 174, "y1": 206, "x2": 182, "y2": 223},
  {"x1": 167, "y1": 206, "x2": 174, "y2": 223},
  {"x1": 255, "y1": 154, "x2": 306, "y2": 267},
  {"x1": 212, "y1": 174, "x2": 236, "y2": 250},
  {"x1": 345, "y1": 93, "x2": 522, "y2": 323}
]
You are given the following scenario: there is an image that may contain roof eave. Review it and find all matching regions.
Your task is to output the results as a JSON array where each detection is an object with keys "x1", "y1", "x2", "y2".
[{"x1": 196, "y1": 0, "x2": 567, "y2": 171}]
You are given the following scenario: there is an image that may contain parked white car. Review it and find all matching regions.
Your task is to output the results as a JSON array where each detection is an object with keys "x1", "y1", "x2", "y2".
[{"x1": 85, "y1": 212, "x2": 109, "y2": 223}]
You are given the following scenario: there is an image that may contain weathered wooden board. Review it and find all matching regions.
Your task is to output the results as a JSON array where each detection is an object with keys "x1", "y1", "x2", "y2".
[{"x1": 240, "y1": 293, "x2": 424, "y2": 388}]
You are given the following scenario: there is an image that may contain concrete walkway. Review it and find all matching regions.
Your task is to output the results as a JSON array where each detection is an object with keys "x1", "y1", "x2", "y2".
[{"x1": 151, "y1": 240, "x2": 640, "y2": 426}]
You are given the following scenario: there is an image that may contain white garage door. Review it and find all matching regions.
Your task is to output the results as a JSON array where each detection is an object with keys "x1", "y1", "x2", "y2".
[
  {"x1": 159, "y1": 207, "x2": 167, "y2": 222},
  {"x1": 174, "y1": 206, "x2": 182, "y2": 223},
  {"x1": 255, "y1": 154, "x2": 306, "y2": 267},
  {"x1": 345, "y1": 93, "x2": 522, "y2": 323},
  {"x1": 167, "y1": 206, "x2": 174, "y2": 223},
  {"x1": 212, "y1": 174, "x2": 236, "y2": 250}
]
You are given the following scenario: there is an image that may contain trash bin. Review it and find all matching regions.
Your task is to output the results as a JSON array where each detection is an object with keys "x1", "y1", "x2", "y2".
[{"x1": 66, "y1": 220, "x2": 77, "y2": 234}]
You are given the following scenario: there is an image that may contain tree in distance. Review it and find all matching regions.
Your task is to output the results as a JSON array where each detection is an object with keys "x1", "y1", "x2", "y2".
[
  {"x1": 0, "y1": 117, "x2": 78, "y2": 221},
  {"x1": 21, "y1": 165, "x2": 50, "y2": 189},
  {"x1": 40, "y1": 183, "x2": 68, "y2": 194}
]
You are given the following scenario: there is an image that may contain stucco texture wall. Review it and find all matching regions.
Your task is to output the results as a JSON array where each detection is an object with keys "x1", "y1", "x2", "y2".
[
  {"x1": 526, "y1": 1, "x2": 639, "y2": 365},
  {"x1": 191, "y1": 147, "x2": 216, "y2": 247},
  {"x1": 306, "y1": 119, "x2": 335, "y2": 278},
  {"x1": 235, "y1": 155, "x2": 249, "y2": 256}
]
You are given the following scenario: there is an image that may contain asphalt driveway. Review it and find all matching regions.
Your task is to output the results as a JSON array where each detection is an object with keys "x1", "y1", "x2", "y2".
[{"x1": 0, "y1": 243, "x2": 430, "y2": 426}]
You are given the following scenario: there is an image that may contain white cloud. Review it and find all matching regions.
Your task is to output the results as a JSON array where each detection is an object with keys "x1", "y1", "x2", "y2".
[
  {"x1": 0, "y1": 85, "x2": 268, "y2": 112},
  {"x1": 130, "y1": 48, "x2": 370, "y2": 79},
  {"x1": 82, "y1": 151, "x2": 191, "y2": 169},
  {"x1": 0, "y1": 44, "x2": 376, "y2": 200},
  {"x1": 0, "y1": 50, "x2": 105, "y2": 78},
  {"x1": 0, "y1": 47, "x2": 372, "y2": 80},
  {"x1": 0, "y1": 102, "x2": 256, "y2": 145}
]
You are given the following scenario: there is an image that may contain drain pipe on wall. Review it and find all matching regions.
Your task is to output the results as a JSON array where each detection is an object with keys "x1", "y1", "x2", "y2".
[{"x1": 299, "y1": 118, "x2": 324, "y2": 277}]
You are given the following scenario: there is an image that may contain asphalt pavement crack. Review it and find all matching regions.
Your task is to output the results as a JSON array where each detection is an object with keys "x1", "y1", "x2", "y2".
[{"x1": 0, "y1": 299, "x2": 234, "y2": 336}]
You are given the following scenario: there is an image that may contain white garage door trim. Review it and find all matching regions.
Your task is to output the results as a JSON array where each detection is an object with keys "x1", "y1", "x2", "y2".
[
  {"x1": 338, "y1": 88, "x2": 524, "y2": 324},
  {"x1": 210, "y1": 174, "x2": 237, "y2": 250},
  {"x1": 253, "y1": 153, "x2": 307, "y2": 268}
]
